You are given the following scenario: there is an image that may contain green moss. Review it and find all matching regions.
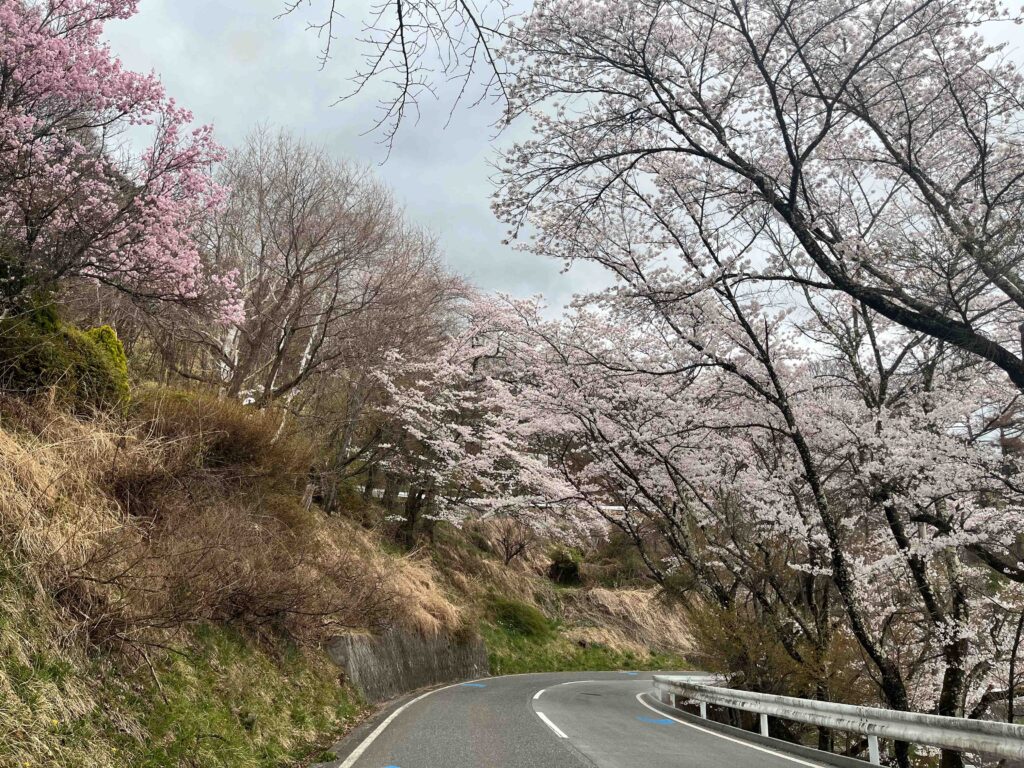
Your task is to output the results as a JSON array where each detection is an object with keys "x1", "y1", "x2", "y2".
[
  {"x1": 29, "y1": 301, "x2": 60, "y2": 333},
  {"x1": 481, "y1": 621, "x2": 688, "y2": 676},
  {"x1": 85, "y1": 326, "x2": 129, "y2": 380},
  {"x1": 0, "y1": 313, "x2": 129, "y2": 411}
]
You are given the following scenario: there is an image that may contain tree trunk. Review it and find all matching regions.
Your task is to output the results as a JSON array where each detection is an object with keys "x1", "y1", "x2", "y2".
[
  {"x1": 402, "y1": 482, "x2": 425, "y2": 547},
  {"x1": 381, "y1": 472, "x2": 398, "y2": 512},
  {"x1": 362, "y1": 465, "x2": 376, "y2": 502}
]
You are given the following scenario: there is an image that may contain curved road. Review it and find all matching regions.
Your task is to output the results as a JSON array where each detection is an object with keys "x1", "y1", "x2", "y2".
[{"x1": 330, "y1": 672, "x2": 830, "y2": 768}]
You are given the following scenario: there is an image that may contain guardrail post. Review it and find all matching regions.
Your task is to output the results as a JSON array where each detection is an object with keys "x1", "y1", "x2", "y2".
[
  {"x1": 867, "y1": 734, "x2": 880, "y2": 765},
  {"x1": 699, "y1": 702, "x2": 707, "y2": 719},
  {"x1": 760, "y1": 713, "x2": 769, "y2": 737}
]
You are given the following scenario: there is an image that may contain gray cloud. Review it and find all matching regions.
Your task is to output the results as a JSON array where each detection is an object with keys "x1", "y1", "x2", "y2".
[{"x1": 104, "y1": 0, "x2": 609, "y2": 310}]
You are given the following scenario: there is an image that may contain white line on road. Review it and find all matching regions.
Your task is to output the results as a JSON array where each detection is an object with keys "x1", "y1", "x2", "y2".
[
  {"x1": 339, "y1": 680, "x2": 469, "y2": 767},
  {"x1": 634, "y1": 693, "x2": 826, "y2": 768},
  {"x1": 532, "y1": 679, "x2": 597, "y2": 702},
  {"x1": 536, "y1": 711, "x2": 568, "y2": 738}
]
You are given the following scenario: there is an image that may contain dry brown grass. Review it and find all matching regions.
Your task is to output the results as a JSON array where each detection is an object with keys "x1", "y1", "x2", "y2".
[
  {"x1": 325, "y1": 521, "x2": 464, "y2": 636},
  {"x1": 0, "y1": 390, "x2": 464, "y2": 768},
  {"x1": 432, "y1": 519, "x2": 553, "y2": 604},
  {"x1": 563, "y1": 587, "x2": 692, "y2": 656},
  {"x1": 0, "y1": 396, "x2": 125, "y2": 571},
  {"x1": 0, "y1": 577, "x2": 132, "y2": 767},
  {"x1": 0, "y1": 391, "x2": 457, "y2": 658},
  {"x1": 384, "y1": 554, "x2": 463, "y2": 635}
]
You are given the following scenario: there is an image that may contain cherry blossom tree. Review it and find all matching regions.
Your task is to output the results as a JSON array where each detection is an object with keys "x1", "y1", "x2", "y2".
[
  {"x1": 496, "y1": 0, "x2": 1024, "y2": 393},
  {"x1": 480, "y1": 4, "x2": 1024, "y2": 761},
  {"x1": 373, "y1": 295, "x2": 603, "y2": 543},
  {"x1": 479, "y1": 285, "x2": 1021, "y2": 765},
  {"x1": 0, "y1": 0, "x2": 234, "y2": 317},
  {"x1": 501, "y1": 259, "x2": 1023, "y2": 763},
  {"x1": 374, "y1": 298, "x2": 523, "y2": 537}
]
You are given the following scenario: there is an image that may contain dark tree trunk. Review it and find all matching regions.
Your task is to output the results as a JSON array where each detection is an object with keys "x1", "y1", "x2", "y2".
[
  {"x1": 402, "y1": 483, "x2": 425, "y2": 547},
  {"x1": 362, "y1": 465, "x2": 376, "y2": 502},
  {"x1": 381, "y1": 472, "x2": 398, "y2": 512}
]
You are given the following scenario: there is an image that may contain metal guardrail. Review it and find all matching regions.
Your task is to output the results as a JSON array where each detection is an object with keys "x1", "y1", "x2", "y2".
[{"x1": 653, "y1": 675, "x2": 1024, "y2": 764}]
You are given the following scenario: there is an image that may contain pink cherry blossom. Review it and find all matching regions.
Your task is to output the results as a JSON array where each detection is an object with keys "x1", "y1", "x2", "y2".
[{"x1": 0, "y1": 0, "x2": 234, "y2": 317}]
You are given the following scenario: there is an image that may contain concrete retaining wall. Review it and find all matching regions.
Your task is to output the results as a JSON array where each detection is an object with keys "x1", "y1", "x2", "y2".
[{"x1": 327, "y1": 630, "x2": 490, "y2": 703}]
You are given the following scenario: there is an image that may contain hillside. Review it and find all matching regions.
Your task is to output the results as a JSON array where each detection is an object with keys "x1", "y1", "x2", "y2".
[{"x1": 0, "y1": 388, "x2": 689, "y2": 768}]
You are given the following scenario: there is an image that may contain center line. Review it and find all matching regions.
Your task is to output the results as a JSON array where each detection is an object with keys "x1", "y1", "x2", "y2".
[{"x1": 536, "y1": 711, "x2": 568, "y2": 738}]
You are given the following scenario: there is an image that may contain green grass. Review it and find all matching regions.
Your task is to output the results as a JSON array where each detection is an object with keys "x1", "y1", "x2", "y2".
[
  {"x1": 0, "y1": 572, "x2": 365, "y2": 768},
  {"x1": 486, "y1": 596, "x2": 553, "y2": 640},
  {"x1": 481, "y1": 621, "x2": 688, "y2": 676},
  {"x1": 129, "y1": 625, "x2": 364, "y2": 768}
]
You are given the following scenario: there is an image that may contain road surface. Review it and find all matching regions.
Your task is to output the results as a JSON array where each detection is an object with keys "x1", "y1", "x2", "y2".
[{"x1": 331, "y1": 671, "x2": 830, "y2": 768}]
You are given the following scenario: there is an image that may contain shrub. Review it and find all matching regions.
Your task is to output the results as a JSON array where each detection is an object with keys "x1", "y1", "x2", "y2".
[
  {"x1": 548, "y1": 546, "x2": 582, "y2": 586},
  {"x1": 487, "y1": 596, "x2": 552, "y2": 639},
  {"x1": 585, "y1": 529, "x2": 653, "y2": 587},
  {"x1": 685, "y1": 600, "x2": 869, "y2": 701},
  {"x1": 491, "y1": 517, "x2": 536, "y2": 565},
  {"x1": 85, "y1": 325, "x2": 128, "y2": 379},
  {"x1": 130, "y1": 387, "x2": 313, "y2": 478},
  {"x1": 0, "y1": 312, "x2": 129, "y2": 411}
]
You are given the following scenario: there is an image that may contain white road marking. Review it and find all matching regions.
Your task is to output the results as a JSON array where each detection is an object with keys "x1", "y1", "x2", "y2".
[
  {"x1": 536, "y1": 711, "x2": 569, "y2": 738},
  {"x1": 634, "y1": 693, "x2": 827, "y2": 768},
  {"x1": 339, "y1": 679, "x2": 471, "y2": 767},
  {"x1": 532, "y1": 679, "x2": 598, "y2": 702},
  {"x1": 340, "y1": 674, "x2": 650, "y2": 767}
]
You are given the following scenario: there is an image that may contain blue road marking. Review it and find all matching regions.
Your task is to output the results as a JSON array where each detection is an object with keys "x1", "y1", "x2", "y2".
[
  {"x1": 462, "y1": 682, "x2": 487, "y2": 688},
  {"x1": 636, "y1": 715, "x2": 675, "y2": 725},
  {"x1": 620, "y1": 671, "x2": 639, "y2": 676}
]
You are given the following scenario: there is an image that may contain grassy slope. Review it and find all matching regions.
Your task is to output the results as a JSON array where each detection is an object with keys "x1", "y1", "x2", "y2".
[
  {"x1": 479, "y1": 594, "x2": 688, "y2": 676},
  {"x1": 482, "y1": 622, "x2": 687, "y2": 676},
  {"x1": 133, "y1": 626, "x2": 362, "y2": 768},
  {"x1": 1, "y1": 562, "x2": 680, "y2": 768},
  {"x1": 0, "y1": 394, "x2": 373, "y2": 768},
  {"x1": 0, "y1": 560, "x2": 365, "y2": 768}
]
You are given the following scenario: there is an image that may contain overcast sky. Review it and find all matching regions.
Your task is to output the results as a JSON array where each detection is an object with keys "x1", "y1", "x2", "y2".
[{"x1": 103, "y1": 0, "x2": 607, "y2": 311}]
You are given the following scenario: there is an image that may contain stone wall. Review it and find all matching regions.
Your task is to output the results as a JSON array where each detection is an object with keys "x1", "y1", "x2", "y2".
[{"x1": 327, "y1": 630, "x2": 490, "y2": 703}]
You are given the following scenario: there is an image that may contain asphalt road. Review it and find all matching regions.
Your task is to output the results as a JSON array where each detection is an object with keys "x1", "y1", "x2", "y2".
[{"x1": 332, "y1": 671, "x2": 830, "y2": 768}]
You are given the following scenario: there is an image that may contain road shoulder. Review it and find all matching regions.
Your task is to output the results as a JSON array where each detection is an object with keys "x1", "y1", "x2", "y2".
[{"x1": 638, "y1": 693, "x2": 868, "y2": 768}]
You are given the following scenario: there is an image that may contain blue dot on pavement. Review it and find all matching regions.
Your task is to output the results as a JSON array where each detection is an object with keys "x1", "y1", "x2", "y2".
[
  {"x1": 636, "y1": 715, "x2": 675, "y2": 725},
  {"x1": 462, "y1": 682, "x2": 487, "y2": 688}
]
